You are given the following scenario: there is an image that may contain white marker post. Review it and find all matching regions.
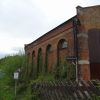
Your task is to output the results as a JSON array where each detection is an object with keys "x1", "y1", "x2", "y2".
[{"x1": 14, "y1": 71, "x2": 19, "y2": 99}]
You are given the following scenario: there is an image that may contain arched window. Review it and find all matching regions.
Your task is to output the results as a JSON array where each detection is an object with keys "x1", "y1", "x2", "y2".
[
  {"x1": 47, "y1": 44, "x2": 52, "y2": 53},
  {"x1": 45, "y1": 44, "x2": 52, "y2": 72},
  {"x1": 37, "y1": 48, "x2": 43, "y2": 74},
  {"x1": 57, "y1": 39, "x2": 68, "y2": 65},
  {"x1": 27, "y1": 52, "x2": 30, "y2": 64},
  {"x1": 32, "y1": 50, "x2": 35, "y2": 57},
  {"x1": 32, "y1": 50, "x2": 35, "y2": 66},
  {"x1": 58, "y1": 39, "x2": 68, "y2": 49}
]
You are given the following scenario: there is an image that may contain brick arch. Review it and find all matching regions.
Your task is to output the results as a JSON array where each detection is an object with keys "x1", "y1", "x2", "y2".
[
  {"x1": 27, "y1": 52, "x2": 31, "y2": 64},
  {"x1": 56, "y1": 37, "x2": 68, "y2": 44},
  {"x1": 45, "y1": 44, "x2": 52, "y2": 72},
  {"x1": 32, "y1": 50, "x2": 35, "y2": 66},
  {"x1": 57, "y1": 39, "x2": 68, "y2": 65},
  {"x1": 37, "y1": 48, "x2": 43, "y2": 74}
]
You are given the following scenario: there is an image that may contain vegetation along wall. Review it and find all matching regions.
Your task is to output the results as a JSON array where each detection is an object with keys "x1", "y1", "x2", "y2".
[{"x1": 25, "y1": 5, "x2": 100, "y2": 81}]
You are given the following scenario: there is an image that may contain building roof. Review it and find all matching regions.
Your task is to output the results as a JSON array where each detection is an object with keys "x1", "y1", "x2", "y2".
[{"x1": 25, "y1": 15, "x2": 76, "y2": 49}]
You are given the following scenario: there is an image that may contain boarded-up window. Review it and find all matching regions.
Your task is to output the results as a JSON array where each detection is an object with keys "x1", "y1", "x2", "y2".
[{"x1": 88, "y1": 29, "x2": 100, "y2": 63}]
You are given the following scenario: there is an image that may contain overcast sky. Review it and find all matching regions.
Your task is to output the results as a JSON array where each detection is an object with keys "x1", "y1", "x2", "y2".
[{"x1": 0, "y1": 0, "x2": 100, "y2": 58}]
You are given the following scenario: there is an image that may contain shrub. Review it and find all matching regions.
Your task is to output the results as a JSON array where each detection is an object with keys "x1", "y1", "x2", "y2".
[{"x1": 53, "y1": 60, "x2": 76, "y2": 81}]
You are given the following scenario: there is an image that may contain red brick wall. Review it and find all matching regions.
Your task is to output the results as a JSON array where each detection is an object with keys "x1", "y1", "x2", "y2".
[
  {"x1": 77, "y1": 5, "x2": 100, "y2": 80},
  {"x1": 25, "y1": 5, "x2": 100, "y2": 80},
  {"x1": 25, "y1": 19, "x2": 75, "y2": 73}
]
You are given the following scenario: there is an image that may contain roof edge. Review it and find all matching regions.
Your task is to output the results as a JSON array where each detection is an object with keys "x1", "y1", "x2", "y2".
[{"x1": 25, "y1": 15, "x2": 76, "y2": 48}]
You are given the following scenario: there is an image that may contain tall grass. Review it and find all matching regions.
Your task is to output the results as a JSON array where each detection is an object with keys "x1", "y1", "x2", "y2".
[
  {"x1": 0, "y1": 54, "x2": 24, "y2": 100},
  {"x1": 0, "y1": 52, "x2": 76, "y2": 99}
]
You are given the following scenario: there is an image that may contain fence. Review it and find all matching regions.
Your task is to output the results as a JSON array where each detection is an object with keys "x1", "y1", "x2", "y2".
[{"x1": 32, "y1": 80, "x2": 100, "y2": 100}]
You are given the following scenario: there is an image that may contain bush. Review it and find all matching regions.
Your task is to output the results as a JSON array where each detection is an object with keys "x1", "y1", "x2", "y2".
[
  {"x1": 0, "y1": 54, "x2": 24, "y2": 100},
  {"x1": 53, "y1": 60, "x2": 76, "y2": 81},
  {"x1": 30, "y1": 73, "x2": 55, "y2": 84}
]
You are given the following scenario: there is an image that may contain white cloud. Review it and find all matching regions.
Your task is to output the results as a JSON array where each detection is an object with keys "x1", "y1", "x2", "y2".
[{"x1": 0, "y1": 0, "x2": 100, "y2": 58}]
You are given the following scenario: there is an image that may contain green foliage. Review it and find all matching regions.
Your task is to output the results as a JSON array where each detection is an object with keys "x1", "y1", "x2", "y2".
[
  {"x1": 31, "y1": 58, "x2": 37, "y2": 79},
  {"x1": 1, "y1": 53, "x2": 100, "y2": 100},
  {"x1": 0, "y1": 51, "x2": 77, "y2": 100},
  {"x1": 30, "y1": 73, "x2": 55, "y2": 84},
  {"x1": 92, "y1": 80, "x2": 100, "y2": 89},
  {"x1": 32, "y1": 90, "x2": 40, "y2": 100},
  {"x1": 0, "y1": 75, "x2": 15, "y2": 100},
  {"x1": 21, "y1": 56, "x2": 37, "y2": 82},
  {"x1": 37, "y1": 50, "x2": 43, "y2": 74},
  {"x1": 16, "y1": 84, "x2": 35, "y2": 100},
  {"x1": 53, "y1": 60, "x2": 76, "y2": 81},
  {"x1": 0, "y1": 54, "x2": 24, "y2": 100},
  {"x1": 91, "y1": 94, "x2": 100, "y2": 100}
]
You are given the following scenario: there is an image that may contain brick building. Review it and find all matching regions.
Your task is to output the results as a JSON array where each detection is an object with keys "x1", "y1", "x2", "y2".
[{"x1": 25, "y1": 5, "x2": 100, "y2": 80}]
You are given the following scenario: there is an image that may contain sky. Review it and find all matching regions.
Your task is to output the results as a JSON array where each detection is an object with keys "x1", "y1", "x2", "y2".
[{"x1": 0, "y1": 0, "x2": 100, "y2": 58}]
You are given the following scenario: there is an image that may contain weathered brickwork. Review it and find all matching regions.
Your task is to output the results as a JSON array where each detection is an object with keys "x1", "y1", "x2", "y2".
[
  {"x1": 25, "y1": 5, "x2": 100, "y2": 80},
  {"x1": 76, "y1": 5, "x2": 100, "y2": 80}
]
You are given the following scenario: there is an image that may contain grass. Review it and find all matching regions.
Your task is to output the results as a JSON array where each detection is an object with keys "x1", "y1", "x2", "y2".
[
  {"x1": 1, "y1": 54, "x2": 100, "y2": 100},
  {"x1": 0, "y1": 53, "x2": 76, "y2": 99},
  {"x1": 0, "y1": 54, "x2": 24, "y2": 100}
]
